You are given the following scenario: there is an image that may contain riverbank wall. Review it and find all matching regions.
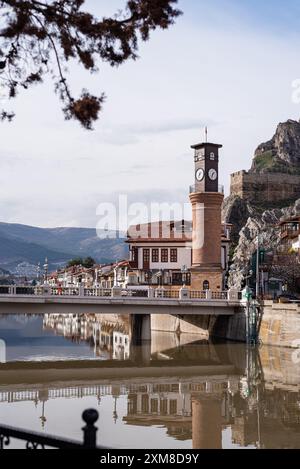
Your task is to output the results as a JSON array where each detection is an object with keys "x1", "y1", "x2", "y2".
[{"x1": 151, "y1": 301, "x2": 300, "y2": 348}]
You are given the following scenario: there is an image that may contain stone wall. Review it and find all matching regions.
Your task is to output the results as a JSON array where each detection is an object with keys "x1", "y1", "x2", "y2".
[
  {"x1": 152, "y1": 302, "x2": 300, "y2": 349},
  {"x1": 230, "y1": 170, "x2": 300, "y2": 203},
  {"x1": 258, "y1": 302, "x2": 300, "y2": 348},
  {"x1": 213, "y1": 301, "x2": 300, "y2": 348}
]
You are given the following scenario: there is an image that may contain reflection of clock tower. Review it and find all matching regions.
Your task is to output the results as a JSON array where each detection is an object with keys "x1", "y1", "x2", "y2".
[{"x1": 189, "y1": 141, "x2": 224, "y2": 291}]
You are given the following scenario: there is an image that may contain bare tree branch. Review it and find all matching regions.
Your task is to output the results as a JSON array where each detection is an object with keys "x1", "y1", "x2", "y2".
[{"x1": 0, "y1": 0, "x2": 181, "y2": 128}]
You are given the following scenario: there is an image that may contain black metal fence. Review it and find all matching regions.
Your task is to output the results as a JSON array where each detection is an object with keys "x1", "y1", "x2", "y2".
[{"x1": 0, "y1": 409, "x2": 107, "y2": 450}]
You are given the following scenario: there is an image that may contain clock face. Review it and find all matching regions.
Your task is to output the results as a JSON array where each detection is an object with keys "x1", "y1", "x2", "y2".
[
  {"x1": 208, "y1": 168, "x2": 217, "y2": 181},
  {"x1": 195, "y1": 168, "x2": 204, "y2": 182}
]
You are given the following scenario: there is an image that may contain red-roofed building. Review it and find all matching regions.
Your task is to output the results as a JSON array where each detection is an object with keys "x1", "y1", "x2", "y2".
[{"x1": 126, "y1": 220, "x2": 231, "y2": 289}]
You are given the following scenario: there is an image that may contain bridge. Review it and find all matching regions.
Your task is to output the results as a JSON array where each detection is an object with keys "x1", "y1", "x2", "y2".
[{"x1": 0, "y1": 285, "x2": 241, "y2": 315}]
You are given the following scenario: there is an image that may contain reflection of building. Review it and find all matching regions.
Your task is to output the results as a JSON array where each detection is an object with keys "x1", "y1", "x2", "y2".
[
  {"x1": 92, "y1": 321, "x2": 130, "y2": 360},
  {"x1": 43, "y1": 314, "x2": 130, "y2": 360},
  {"x1": 1, "y1": 371, "x2": 300, "y2": 448},
  {"x1": 123, "y1": 379, "x2": 235, "y2": 449}
]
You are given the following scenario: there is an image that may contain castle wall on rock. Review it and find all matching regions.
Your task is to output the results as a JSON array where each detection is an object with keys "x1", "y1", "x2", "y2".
[{"x1": 230, "y1": 171, "x2": 300, "y2": 203}]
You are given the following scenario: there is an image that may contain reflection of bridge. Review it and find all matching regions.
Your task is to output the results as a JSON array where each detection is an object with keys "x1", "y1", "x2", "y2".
[
  {"x1": 0, "y1": 378, "x2": 238, "y2": 404},
  {"x1": 1, "y1": 354, "x2": 300, "y2": 449},
  {"x1": 0, "y1": 375, "x2": 240, "y2": 449},
  {"x1": 0, "y1": 386, "x2": 108, "y2": 404}
]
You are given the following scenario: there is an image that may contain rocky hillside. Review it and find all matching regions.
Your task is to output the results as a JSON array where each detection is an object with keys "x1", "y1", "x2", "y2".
[
  {"x1": 223, "y1": 119, "x2": 300, "y2": 289},
  {"x1": 251, "y1": 119, "x2": 300, "y2": 174},
  {"x1": 224, "y1": 200, "x2": 300, "y2": 289}
]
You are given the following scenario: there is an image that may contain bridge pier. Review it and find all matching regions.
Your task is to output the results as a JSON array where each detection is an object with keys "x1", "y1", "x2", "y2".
[{"x1": 130, "y1": 314, "x2": 151, "y2": 346}]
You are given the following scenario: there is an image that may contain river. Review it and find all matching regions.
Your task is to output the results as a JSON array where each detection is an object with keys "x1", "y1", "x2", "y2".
[{"x1": 0, "y1": 313, "x2": 299, "y2": 449}]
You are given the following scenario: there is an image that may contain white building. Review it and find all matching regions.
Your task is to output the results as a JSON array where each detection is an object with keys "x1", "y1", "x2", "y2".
[{"x1": 126, "y1": 220, "x2": 231, "y2": 289}]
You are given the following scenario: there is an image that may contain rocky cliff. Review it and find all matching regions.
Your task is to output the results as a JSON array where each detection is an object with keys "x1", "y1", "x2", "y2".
[
  {"x1": 224, "y1": 119, "x2": 300, "y2": 289},
  {"x1": 251, "y1": 119, "x2": 300, "y2": 173},
  {"x1": 224, "y1": 198, "x2": 300, "y2": 289}
]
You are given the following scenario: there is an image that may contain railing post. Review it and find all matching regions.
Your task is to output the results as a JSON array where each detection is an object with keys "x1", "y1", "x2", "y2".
[
  {"x1": 206, "y1": 290, "x2": 212, "y2": 300},
  {"x1": 82, "y1": 409, "x2": 99, "y2": 449},
  {"x1": 228, "y1": 288, "x2": 238, "y2": 301},
  {"x1": 9, "y1": 285, "x2": 16, "y2": 296},
  {"x1": 179, "y1": 287, "x2": 190, "y2": 300},
  {"x1": 111, "y1": 286, "x2": 122, "y2": 297},
  {"x1": 79, "y1": 285, "x2": 85, "y2": 297},
  {"x1": 42, "y1": 285, "x2": 52, "y2": 297},
  {"x1": 148, "y1": 287, "x2": 155, "y2": 298}
]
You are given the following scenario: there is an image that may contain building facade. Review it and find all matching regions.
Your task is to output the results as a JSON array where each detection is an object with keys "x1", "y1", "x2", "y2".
[
  {"x1": 279, "y1": 216, "x2": 300, "y2": 252},
  {"x1": 126, "y1": 221, "x2": 231, "y2": 289}
]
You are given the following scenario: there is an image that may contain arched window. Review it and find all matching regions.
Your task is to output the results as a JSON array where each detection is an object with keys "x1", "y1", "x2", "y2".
[{"x1": 203, "y1": 280, "x2": 210, "y2": 291}]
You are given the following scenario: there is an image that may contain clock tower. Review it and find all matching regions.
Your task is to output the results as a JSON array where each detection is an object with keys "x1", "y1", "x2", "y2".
[{"x1": 189, "y1": 141, "x2": 224, "y2": 291}]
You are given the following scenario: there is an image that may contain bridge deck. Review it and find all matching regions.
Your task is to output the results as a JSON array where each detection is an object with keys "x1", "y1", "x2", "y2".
[{"x1": 0, "y1": 294, "x2": 239, "y2": 315}]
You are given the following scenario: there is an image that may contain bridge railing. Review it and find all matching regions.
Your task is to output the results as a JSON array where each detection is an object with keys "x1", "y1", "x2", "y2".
[
  {"x1": 83, "y1": 288, "x2": 112, "y2": 297},
  {"x1": 154, "y1": 289, "x2": 180, "y2": 299},
  {"x1": 190, "y1": 291, "x2": 207, "y2": 300},
  {"x1": 50, "y1": 287, "x2": 80, "y2": 296},
  {"x1": 0, "y1": 285, "x2": 241, "y2": 302},
  {"x1": 212, "y1": 291, "x2": 228, "y2": 300}
]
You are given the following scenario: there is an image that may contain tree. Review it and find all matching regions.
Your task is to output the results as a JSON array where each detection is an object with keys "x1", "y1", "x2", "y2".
[
  {"x1": 0, "y1": 0, "x2": 181, "y2": 129},
  {"x1": 82, "y1": 256, "x2": 95, "y2": 268},
  {"x1": 67, "y1": 257, "x2": 83, "y2": 267},
  {"x1": 67, "y1": 256, "x2": 95, "y2": 268}
]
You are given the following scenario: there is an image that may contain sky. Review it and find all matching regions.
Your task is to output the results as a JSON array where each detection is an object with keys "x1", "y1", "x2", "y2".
[{"x1": 2, "y1": 0, "x2": 300, "y2": 230}]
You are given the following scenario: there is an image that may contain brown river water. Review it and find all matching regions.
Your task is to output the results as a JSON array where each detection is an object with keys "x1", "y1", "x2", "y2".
[{"x1": 0, "y1": 313, "x2": 299, "y2": 449}]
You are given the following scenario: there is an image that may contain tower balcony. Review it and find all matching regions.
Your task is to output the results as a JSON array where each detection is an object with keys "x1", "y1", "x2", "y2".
[{"x1": 189, "y1": 184, "x2": 224, "y2": 194}]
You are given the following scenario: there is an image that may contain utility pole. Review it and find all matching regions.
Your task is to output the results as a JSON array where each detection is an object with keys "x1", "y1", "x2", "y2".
[{"x1": 256, "y1": 233, "x2": 260, "y2": 299}]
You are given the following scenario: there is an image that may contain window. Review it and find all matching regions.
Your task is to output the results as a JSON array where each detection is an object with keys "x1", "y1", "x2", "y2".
[
  {"x1": 210, "y1": 152, "x2": 215, "y2": 161},
  {"x1": 152, "y1": 249, "x2": 159, "y2": 263},
  {"x1": 160, "y1": 399, "x2": 168, "y2": 415},
  {"x1": 131, "y1": 247, "x2": 138, "y2": 262},
  {"x1": 161, "y1": 249, "x2": 168, "y2": 263},
  {"x1": 170, "y1": 248, "x2": 178, "y2": 263},
  {"x1": 151, "y1": 399, "x2": 159, "y2": 413},
  {"x1": 141, "y1": 395, "x2": 149, "y2": 414},
  {"x1": 169, "y1": 400, "x2": 178, "y2": 415},
  {"x1": 203, "y1": 280, "x2": 210, "y2": 291},
  {"x1": 143, "y1": 249, "x2": 150, "y2": 268}
]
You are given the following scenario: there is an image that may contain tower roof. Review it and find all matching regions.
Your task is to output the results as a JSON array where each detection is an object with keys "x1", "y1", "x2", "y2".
[{"x1": 191, "y1": 142, "x2": 223, "y2": 150}]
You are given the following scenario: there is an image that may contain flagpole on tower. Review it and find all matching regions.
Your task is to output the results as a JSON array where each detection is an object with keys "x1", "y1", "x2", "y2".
[{"x1": 205, "y1": 126, "x2": 208, "y2": 143}]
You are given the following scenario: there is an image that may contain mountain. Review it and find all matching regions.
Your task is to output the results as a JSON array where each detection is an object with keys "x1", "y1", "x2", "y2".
[
  {"x1": 251, "y1": 119, "x2": 300, "y2": 174},
  {"x1": 0, "y1": 223, "x2": 128, "y2": 273}
]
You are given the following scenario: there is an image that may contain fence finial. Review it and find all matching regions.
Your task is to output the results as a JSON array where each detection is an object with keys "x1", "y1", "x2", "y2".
[{"x1": 82, "y1": 409, "x2": 99, "y2": 448}]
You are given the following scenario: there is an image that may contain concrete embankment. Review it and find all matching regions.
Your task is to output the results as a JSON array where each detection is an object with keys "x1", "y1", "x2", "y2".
[
  {"x1": 151, "y1": 301, "x2": 300, "y2": 348},
  {"x1": 257, "y1": 302, "x2": 300, "y2": 348}
]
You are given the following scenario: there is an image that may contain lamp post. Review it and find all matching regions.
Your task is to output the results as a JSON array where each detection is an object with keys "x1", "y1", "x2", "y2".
[
  {"x1": 36, "y1": 262, "x2": 41, "y2": 286},
  {"x1": 155, "y1": 270, "x2": 163, "y2": 291},
  {"x1": 43, "y1": 257, "x2": 48, "y2": 285},
  {"x1": 256, "y1": 235, "x2": 260, "y2": 299},
  {"x1": 181, "y1": 265, "x2": 188, "y2": 288},
  {"x1": 97, "y1": 268, "x2": 102, "y2": 288}
]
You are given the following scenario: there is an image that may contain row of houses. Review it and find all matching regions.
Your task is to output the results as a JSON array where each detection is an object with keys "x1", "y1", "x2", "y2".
[
  {"x1": 48, "y1": 220, "x2": 232, "y2": 291},
  {"x1": 46, "y1": 213, "x2": 300, "y2": 296}
]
